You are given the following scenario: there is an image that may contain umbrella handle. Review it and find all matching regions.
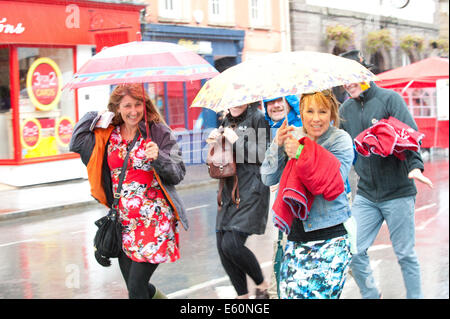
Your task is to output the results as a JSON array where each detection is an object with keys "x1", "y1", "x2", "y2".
[
  {"x1": 140, "y1": 82, "x2": 152, "y2": 144},
  {"x1": 283, "y1": 96, "x2": 289, "y2": 125},
  {"x1": 135, "y1": 35, "x2": 151, "y2": 143}
]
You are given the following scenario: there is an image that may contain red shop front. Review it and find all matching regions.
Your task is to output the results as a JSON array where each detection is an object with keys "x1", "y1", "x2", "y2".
[{"x1": 0, "y1": 0, "x2": 143, "y2": 186}]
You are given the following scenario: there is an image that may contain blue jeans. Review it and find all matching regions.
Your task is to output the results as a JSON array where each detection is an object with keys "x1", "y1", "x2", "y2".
[{"x1": 350, "y1": 195, "x2": 423, "y2": 299}]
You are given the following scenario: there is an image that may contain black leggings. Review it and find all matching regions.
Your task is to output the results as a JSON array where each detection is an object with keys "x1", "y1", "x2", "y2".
[
  {"x1": 216, "y1": 230, "x2": 265, "y2": 296},
  {"x1": 118, "y1": 251, "x2": 159, "y2": 299}
]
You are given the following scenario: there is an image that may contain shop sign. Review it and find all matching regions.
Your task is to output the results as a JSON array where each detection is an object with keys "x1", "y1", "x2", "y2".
[
  {"x1": 0, "y1": 1, "x2": 142, "y2": 46},
  {"x1": 26, "y1": 57, "x2": 63, "y2": 111},
  {"x1": 0, "y1": 17, "x2": 25, "y2": 34},
  {"x1": 178, "y1": 39, "x2": 213, "y2": 55},
  {"x1": 55, "y1": 117, "x2": 74, "y2": 147},
  {"x1": 20, "y1": 118, "x2": 42, "y2": 150}
]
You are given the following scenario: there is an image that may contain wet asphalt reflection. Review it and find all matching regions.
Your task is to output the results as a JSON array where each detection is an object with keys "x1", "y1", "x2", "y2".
[{"x1": 0, "y1": 157, "x2": 448, "y2": 299}]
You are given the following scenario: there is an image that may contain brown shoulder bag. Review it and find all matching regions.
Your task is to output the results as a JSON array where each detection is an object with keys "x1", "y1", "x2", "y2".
[{"x1": 206, "y1": 131, "x2": 240, "y2": 209}]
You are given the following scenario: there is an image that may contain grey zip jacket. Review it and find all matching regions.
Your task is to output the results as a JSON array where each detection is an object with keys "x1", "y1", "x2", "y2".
[
  {"x1": 69, "y1": 111, "x2": 189, "y2": 230},
  {"x1": 339, "y1": 83, "x2": 424, "y2": 202}
]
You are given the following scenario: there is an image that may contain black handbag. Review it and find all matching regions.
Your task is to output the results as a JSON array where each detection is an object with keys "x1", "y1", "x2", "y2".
[{"x1": 93, "y1": 131, "x2": 139, "y2": 267}]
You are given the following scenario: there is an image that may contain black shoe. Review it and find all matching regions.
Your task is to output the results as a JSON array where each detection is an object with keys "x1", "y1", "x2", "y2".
[{"x1": 255, "y1": 288, "x2": 269, "y2": 299}]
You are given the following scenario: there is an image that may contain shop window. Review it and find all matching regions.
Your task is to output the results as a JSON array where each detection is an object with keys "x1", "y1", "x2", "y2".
[
  {"x1": 249, "y1": 0, "x2": 271, "y2": 28},
  {"x1": 0, "y1": 48, "x2": 12, "y2": 159},
  {"x1": 208, "y1": 0, "x2": 235, "y2": 25},
  {"x1": 17, "y1": 47, "x2": 75, "y2": 159},
  {"x1": 158, "y1": 0, "x2": 191, "y2": 22}
]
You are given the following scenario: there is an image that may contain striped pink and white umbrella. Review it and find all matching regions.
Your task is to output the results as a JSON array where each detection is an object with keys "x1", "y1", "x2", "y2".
[{"x1": 64, "y1": 41, "x2": 218, "y2": 90}]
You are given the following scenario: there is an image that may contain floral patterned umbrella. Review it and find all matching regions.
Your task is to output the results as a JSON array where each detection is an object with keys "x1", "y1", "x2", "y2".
[{"x1": 190, "y1": 51, "x2": 378, "y2": 112}]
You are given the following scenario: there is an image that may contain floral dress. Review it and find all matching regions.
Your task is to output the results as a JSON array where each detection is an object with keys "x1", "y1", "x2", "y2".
[{"x1": 107, "y1": 126, "x2": 180, "y2": 263}]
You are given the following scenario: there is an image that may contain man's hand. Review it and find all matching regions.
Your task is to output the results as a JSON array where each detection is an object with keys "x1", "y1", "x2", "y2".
[
  {"x1": 408, "y1": 168, "x2": 433, "y2": 188},
  {"x1": 274, "y1": 121, "x2": 294, "y2": 147}
]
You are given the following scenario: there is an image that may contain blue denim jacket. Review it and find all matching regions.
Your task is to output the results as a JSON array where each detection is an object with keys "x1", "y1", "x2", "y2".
[{"x1": 260, "y1": 126, "x2": 354, "y2": 232}]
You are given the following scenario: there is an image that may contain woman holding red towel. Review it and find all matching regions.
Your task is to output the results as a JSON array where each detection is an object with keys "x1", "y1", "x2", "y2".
[{"x1": 265, "y1": 90, "x2": 354, "y2": 299}]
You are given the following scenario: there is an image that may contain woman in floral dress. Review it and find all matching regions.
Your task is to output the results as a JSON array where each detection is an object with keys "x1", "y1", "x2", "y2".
[{"x1": 70, "y1": 83, "x2": 188, "y2": 299}]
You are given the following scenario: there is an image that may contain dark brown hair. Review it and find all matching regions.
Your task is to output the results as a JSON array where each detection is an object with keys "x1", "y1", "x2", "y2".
[
  {"x1": 299, "y1": 89, "x2": 341, "y2": 133},
  {"x1": 107, "y1": 83, "x2": 165, "y2": 126}
]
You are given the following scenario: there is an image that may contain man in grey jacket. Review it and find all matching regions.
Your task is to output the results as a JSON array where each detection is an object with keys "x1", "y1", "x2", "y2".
[{"x1": 339, "y1": 50, "x2": 433, "y2": 299}]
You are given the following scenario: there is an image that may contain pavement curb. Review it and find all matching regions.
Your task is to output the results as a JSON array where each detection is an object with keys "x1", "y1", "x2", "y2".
[
  {"x1": 0, "y1": 200, "x2": 100, "y2": 221},
  {"x1": 0, "y1": 179, "x2": 218, "y2": 222}
]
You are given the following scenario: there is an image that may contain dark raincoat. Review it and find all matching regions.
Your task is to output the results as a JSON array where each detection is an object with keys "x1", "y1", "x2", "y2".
[{"x1": 216, "y1": 105, "x2": 271, "y2": 235}]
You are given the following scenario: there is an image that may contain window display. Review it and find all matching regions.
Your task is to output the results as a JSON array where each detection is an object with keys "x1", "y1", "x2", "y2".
[{"x1": 18, "y1": 47, "x2": 75, "y2": 159}]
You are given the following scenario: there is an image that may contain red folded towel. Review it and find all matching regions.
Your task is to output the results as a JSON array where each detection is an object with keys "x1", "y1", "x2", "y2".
[
  {"x1": 355, "y1": 117, "x2": 424, "y2": 160},
  {"x1": 272, "y1": 137, "x2": 344, "y2": 234},
  {"x1": 272, "y1": 158, "x2": 314, "y2": 233}
]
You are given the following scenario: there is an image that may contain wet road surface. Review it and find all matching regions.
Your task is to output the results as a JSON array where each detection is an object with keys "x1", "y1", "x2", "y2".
[{"x1": 0, "y1": 157, "x2": 448, "y2": 299}]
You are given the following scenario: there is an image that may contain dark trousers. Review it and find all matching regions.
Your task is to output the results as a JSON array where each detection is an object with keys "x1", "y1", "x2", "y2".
[
  {"x1": 118, "y1": 251, "x2": 159, "y2": 299},
  {"x1": 216, "y1": 230, "x2": 265, "y2": 296}
]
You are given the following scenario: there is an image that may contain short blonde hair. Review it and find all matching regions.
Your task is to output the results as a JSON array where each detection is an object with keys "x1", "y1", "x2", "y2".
[{"x1": 299, "y1": 89, "x2": 341, "y2": 133}]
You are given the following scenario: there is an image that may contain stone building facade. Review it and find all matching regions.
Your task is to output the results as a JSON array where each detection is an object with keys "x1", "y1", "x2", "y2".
[{"x1": 289, "y1": 0, "x2": 443, "y2": 73}]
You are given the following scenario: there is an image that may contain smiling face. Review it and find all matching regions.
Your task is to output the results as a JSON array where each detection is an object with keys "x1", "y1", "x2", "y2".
[
  {"x1": 229, "y1": 104, "x2": 248, "y2": 117},
  {"x1": 118, "y1": 95, "x2": 144, "y2": 129},
  {"x1": 266, "y1": 98, "x2": 289, "y2": 122},
  {"x1": 300, "y1": 90, "x2": 340, "y2": 141},
  {"x1": 302, "y1": 101, "x2": 331, "y2": 141},
  {"x1": 108, "y1": 83, "x2": 165, "y2": 127},
  {"x1": 343, "y1": 82, "x2": 364, "y2": 99}
]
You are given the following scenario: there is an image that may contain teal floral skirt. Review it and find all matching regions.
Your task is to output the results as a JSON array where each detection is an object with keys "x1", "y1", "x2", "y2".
[{"x1": 279, "y1": 235, "x2": 351, "y2": 299}]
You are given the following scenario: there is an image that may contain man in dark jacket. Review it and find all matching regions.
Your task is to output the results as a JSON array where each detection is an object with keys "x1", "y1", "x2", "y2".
[{"x1": 339, "y1": 50, "x2": 433, "y2": 299}]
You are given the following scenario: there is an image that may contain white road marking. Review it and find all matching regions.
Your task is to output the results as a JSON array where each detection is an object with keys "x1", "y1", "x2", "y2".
[
  {"x1": 415, "y1": 203, "x2": 437, "y2": 212},
  {"x1": 70, "y1": 230, "x2": 87, "y2": 235},
  {"x1": 416, "y1": 214, "x2": 441, "y2": 231},
  {"x1": 167, "y1": 261, "x2": 272, "y2": 299},
  {"x1": 369, "y1": 244, "x2": 391, "y2": 252},
  {"x1": 0, "y1": 239, "x2": 36, "y2": 248},
  {"x1": 186, "y1": 204, "x2": 210, "y2": 211}
]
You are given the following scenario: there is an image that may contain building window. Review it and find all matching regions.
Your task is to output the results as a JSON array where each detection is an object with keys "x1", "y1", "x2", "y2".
[
  {"x1": 165, "y1": 0, "x2": 174, "y2": 10},
  {"x1": 211, "y1": 0, "x2": 220, "y2": 15},
  {"x1": 17, "y1": 47, "x2": 76, "y2": 159},
  {"x1": 249, "y1": 0, "x2": 270, "y2": 28},
  {"x1": 158, "y1": 0, "x2": 191, "y2": 21},
  {"x1": 208, "y1": 0, "x2": 235, "y2": 25}
]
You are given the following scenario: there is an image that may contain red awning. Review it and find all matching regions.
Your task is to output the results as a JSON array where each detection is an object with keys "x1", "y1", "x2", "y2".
[{"x1": 376, "y1": 57, "x2": 449, "y2": 88}]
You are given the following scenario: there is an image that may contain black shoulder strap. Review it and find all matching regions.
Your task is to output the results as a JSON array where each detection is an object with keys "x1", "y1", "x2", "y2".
[{"x1": 110, "y1": 131, "x2": 140, "y2": 214}]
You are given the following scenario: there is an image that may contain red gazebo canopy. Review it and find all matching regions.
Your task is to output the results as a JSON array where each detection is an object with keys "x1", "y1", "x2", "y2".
[{"x1": 376, "y1": 57, "x2": 449, "y2": 88}]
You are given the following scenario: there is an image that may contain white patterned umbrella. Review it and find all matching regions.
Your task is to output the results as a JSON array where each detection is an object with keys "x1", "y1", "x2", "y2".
[{"x1": 191, "y1": 51, "x2": 377, "y2": 112}]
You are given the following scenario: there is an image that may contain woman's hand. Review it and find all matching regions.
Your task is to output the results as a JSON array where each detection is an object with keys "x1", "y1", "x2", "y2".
[
  {"x1": 408, "y1": 168, "x2": 433, "y2": 188},
  {"x1": 144, "y1": 141, "x2": 159, "y2": 161},
  {"x1": 275, "y1": 121, "x2": 294, "y2": 147},
  {"x1": 284, "y1": 136, "x2": 301, "y2": 159}
]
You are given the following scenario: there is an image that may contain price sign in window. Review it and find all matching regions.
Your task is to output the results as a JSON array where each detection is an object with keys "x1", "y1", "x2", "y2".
[{"x1": 26, "y1": 57, "x2": 63, "y2": 111}]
